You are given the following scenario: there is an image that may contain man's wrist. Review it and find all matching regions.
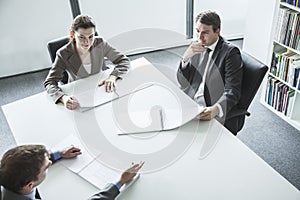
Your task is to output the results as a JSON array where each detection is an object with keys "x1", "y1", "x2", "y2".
[
  {"x1": 215, "y1": 103, "x2": 223, "y2": 118},
  {"x1": 182, "y1": 57, "x2": 189, "y2": 63},
  {"x1": 114, "y1": 181, "x2": 122, "y2": 190},
  {"x1": 51, "y1": 151, "x2": 62, "y2": 161},
  {"x1": 181, "y1": 58, "x2": 189, "y2": 69},
  {"x1": 59, "y1": 95, "x2": 66, "y2": 104}
]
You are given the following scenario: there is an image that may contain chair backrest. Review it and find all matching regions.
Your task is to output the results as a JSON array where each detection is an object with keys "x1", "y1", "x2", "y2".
[
  {"x1": 47, "y1": 36, "x2": 69, "y2": 83},
  {"x1": 47, "y1": 36, "x2": 69, "y2": 62},
  {"x1": 239, "y1": 51, "x2": 268, "y2": 111},
  {"x1": 225, "y1": 51, "x2": 268, "y2": 135}
]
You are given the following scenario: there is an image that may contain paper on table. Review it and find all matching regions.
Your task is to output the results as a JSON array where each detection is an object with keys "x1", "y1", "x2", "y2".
[
  {"x1": 51, "y1": 134, "x2": 140, "y2": 190},
  {"x1": 78, "y1": 160, "x2": 120, "y2": 189},
  {"x1": 115, "y1": 82, "x2": 204, "y2": 135},
  {"x1": 74, "y1": 85, "x2": 118, "y2": 108},
  {"x1": 79, "y1": 160, "x2": 141, "y2": 191},
  {"x1": 117, "y1": 105, "x2": 204, "y2": 135},
  {"x1": 75, "y1": 83, "x2": 155, "y2": 112},
  {"x1": 163, "y1": 104, "x2": 204, "y2": 130},
  {"x1": 51, "y1": 134, "x2": 97, "y2": 173},
  {"x1": 116, "y1": 108, "x2": 163, "y2": 135}
]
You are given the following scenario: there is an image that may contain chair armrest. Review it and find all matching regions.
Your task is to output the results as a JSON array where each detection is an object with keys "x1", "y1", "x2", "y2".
[{"x1": 227, "y1": 109, "x2": 250, "y2": 119}]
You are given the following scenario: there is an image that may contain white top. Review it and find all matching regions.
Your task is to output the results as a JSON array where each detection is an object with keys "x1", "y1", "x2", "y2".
[
  {"x1": 193, "y1": 38, "x2": 218, "y2": 104},
  {"x1": 83, "y1": 63, "x2": 92, "y2": 74}
]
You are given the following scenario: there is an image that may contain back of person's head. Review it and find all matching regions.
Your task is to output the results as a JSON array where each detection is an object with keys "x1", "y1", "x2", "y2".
[
  {"x1": 71, "y1": 14, "x2": 96, "y2": 32},
  {"x1": 196, "y1": 11, "x2": 221, "y2": 32},
  {"x1": 0, "y1": 145, "x2": 48, "y2": 193}
]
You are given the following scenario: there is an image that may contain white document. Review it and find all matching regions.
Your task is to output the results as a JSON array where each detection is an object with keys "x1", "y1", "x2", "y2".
[
  {"x1": 79, "y1": 161, "x2": 140, "y2": 191},
  {"x1": 116, "y1": 82, "x2": 204, "y2": 135},
  {"x1": 74, "y1": 86, "x2": 118, "y2": 108},
  {"x1": 75, "y1": 83, "x2": 154, "y2": 112},
  {"x1": 116, "y1": 108, "x2": 163, "y2": 135},
  {"x1": 52, "y1": 134, "x2": 141, "y2": 191},
  {"x1": 117, "y1": 105, "x2": 204, "y2": 135},
  {"x1": 51, "y1": 134, "x2": 96, "y2": 173},
  {"x1": 78, "y1": 160, "x2": 120, "y2": 189}
]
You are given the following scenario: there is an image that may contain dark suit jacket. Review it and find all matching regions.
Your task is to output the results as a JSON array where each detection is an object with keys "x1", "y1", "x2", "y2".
[
  {"x1": 177, "y1": 36, "x2": 243, "y2": 133},
  {"x1": 1, "y1": 184, "x2": 119, "y2": 200},
  {"x1": 0, "y1": 187, "x2": 40, "y2": 200},
  {"x1": 88, "y1": 183, "x2": 120, "y2": 200},
  {"x1": 44, "y1": 37, "x2": 130, "y2": 103}
]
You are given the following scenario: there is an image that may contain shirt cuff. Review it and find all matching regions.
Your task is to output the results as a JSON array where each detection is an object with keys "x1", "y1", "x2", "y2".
[
  {"x1": 114, "y1": 181, "x2": 122, "y2": 190},
  {"x1": 52, "y1": 151, "x2": 62, "y2": 161},
  {"x1": 181, "y1": 59, "x2": 189, "y2": 69},
  {"x1": 215, "y1": 103, "x2": 224, "y2": 118}
]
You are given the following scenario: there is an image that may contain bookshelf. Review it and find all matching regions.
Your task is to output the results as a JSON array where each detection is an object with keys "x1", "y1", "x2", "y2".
[{"x1": 263, "y1": 0, "x2": 300, "y2": 131}]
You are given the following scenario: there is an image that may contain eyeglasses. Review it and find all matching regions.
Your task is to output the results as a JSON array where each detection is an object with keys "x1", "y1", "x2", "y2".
[{"x1": 75, "y1": 31, "x2": 95, "y2": 41}]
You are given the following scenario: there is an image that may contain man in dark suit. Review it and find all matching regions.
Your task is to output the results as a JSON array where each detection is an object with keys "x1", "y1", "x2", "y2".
[
  {"x1": 177, "y1": 11, "x2": 243, "y2": 134},
  {"x1": 0, "y1": 144, "x2": 143, "y2": 200}
]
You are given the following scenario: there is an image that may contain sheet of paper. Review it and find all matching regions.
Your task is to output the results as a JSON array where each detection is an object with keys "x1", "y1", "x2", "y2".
[
  {"x1": 163, "y1": 105, "x2": 204, "y2": 130},
  {"x1": 74, "y1": 86, "x2": 118, "y2": 108},
  {"x1": 115, "y1": 82, "x2": 204, "y2": 135},
  {"x1": 117, "y1": 108, "x2": 163, "y2": 135},
  {"x1": 78, "y1": 160, "x2": 120, "y2": 189},
  {"x1": 51, "y1": 134, "x2": 97, "y2": 173}
]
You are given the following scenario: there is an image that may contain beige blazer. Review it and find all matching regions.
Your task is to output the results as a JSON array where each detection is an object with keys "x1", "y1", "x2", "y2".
[{"x1": 44, "y1": 37, "x2": 130, "y2": 103}]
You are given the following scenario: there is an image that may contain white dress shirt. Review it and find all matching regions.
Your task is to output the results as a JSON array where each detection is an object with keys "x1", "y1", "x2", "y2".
[{"x1": 182, "y1": 38, "x2": 223, "y2": 117}]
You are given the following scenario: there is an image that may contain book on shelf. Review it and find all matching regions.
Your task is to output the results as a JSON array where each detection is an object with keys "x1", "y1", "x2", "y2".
[
  {"x1": 270, "y1": 46, "x2": 286, "y2": 76},
  {"x1": 287, "y1": 61, "x2": 300, "y2": 86},
  {"x1": 297, "y1": 75, "x2": 300, "y2": 90},
  {"x1": 284, "y1": 0, "x2": 300, "y2": 7},
  {"x1": 265, "y1": 76, "x2": 296, "y2": 115},
  {"x1": 279, "y1": 9, "x2": 291, "y2": 45},
  {"x1": 270, "y1": 48, "x2": 300, "y2": 85},
  {"x1": 281, "y1": 85, "x2": 289, "y2": 113},
  {"x1": 289, "y1": 13, "x2": 300, "y2": 48},
  {"x1": 275, "y1": 82, "x2": 284, "y2": 111},
  {"x1": 294, "y1": 67, "x2": 300, "y2": 87},
  {"x1": 285, "y1": 89, "x2": 296, "y2": 116},
  {"x1": 275, "y1": 8, "x2": 287, "y2": 42},
  {"x1": 265, "y1": 76, "x2": 272, "y2": 103},
  {"x1": 266, "y1": 78, "x2": 279, "y2": 106},
  {"x1": 284, "y1": 11, "x2": 295, "y2": 45},
  {"x1": 275, "y1": 6, "x2": 300, "y2": 49}
]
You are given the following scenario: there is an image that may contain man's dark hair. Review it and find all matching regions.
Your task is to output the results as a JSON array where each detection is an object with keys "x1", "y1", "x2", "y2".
[
  {"x1": 195, "y1": 11, "x2": 221, "y2": 32},
  {"x1": 0, "y1": 145, "x2": 48, "y2": 193}
]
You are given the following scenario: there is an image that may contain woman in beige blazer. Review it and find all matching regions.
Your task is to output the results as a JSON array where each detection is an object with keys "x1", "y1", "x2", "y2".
[{"x1": 44, "y1": 14, "x2": 130, "y2": 110}]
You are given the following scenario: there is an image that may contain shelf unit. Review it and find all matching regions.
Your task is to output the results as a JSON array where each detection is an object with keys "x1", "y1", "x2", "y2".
[{"x1": 263, "y1": 0, "x2": 300, "y2": 131}]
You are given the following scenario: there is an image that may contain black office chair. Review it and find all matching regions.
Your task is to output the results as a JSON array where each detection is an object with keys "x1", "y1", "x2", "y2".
[
  {"x1": 226, "y1": 51, "x2": 268, "y2": 135},
  {"x1": 47, "y1": 36, "x2": 70, "y2": 84}
]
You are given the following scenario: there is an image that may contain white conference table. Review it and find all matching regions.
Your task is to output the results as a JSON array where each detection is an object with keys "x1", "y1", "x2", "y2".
[{"x1": 2, "y1": 58, "x2": 300, "y2": 200}]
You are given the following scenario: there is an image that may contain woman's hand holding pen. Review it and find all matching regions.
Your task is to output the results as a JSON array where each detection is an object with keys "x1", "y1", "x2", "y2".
[
  {"x1": 60, "y1": 95, "x2": 79, "y2": 110},
  {"x1": 98, "y1": 75, "x2": 117, "y2": 92}
]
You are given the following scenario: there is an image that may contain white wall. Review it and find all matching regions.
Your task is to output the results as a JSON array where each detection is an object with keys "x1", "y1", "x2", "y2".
[
  {"x1": 0, "y1": 0, "x2": 250, "y2": 78},
  {"x1": 243, "y1": 0, "x2": 278, "y2": 65},
  {"x1": 80, "y1": 0, "x2": 187, "y2": 54},
  {"x1": 0, "y1": 0, "x2": 73, "y2": 78},
  {"x1": 194, "y1": 0, "x2": 249, "y2": 39}
]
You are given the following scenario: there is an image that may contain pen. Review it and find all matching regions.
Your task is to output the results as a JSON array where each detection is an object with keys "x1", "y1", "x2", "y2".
[{"x1": 159, "y1": 108, "x2": 164, "y2": 130}]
